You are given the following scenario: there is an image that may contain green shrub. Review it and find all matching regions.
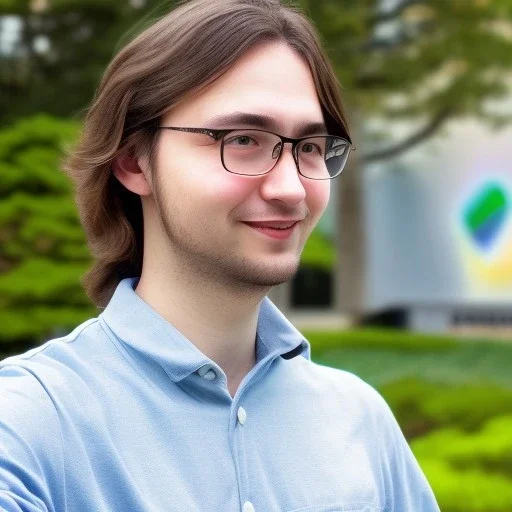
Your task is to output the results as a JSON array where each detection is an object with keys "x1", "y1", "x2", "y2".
[
  {"x1": 412, "y1": 415, "x2": 512, "y2": 475},
  {"x1": 419, "y1": 458, "x2": 512, "y2": 512},
  {"x1": 379, "y1": 378, "x2": 438, "y2": 438},
  {"x1": 421, "y1": 386, "x2": 512, "y2": 433},
  {"x1": 310, "y1": 331, "x2": 512, "y2": 389},
  {"x1": 304, "y1": 328, "x2": 459, "y2": 352},
  {"x1": 0, "y1": 115, "x2": 94, "y2": 353},
  {"x1": 380, "y1": 379, "x2": 512, "y2": 437},
  {"x1": 300, "y1": 229, "x2": 335, "y2": 270}
]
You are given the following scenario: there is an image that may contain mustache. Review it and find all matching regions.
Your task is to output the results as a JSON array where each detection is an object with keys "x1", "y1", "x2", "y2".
[{"x1": 236, "y1": 207, "x2": 309, "y2": 220}]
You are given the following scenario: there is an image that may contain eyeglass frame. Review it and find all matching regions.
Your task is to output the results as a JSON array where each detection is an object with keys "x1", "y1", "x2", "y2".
[{"x1": 155, "y1": 126, "x2": 355, "y2": 180}]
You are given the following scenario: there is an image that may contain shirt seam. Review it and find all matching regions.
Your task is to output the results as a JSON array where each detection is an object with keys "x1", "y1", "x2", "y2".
[{"x1": 0, "y1": 318, "x2": 99, "y2": 364}]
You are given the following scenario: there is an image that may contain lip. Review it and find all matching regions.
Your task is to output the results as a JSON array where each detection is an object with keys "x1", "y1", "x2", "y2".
[{"x1": 242, "y1": 220, "x2": 300, "y2": 240}]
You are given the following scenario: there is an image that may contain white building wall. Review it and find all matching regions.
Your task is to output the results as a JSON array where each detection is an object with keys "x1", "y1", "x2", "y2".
[{"x1": 364, "y1": 117, "x2": 512, "y2": 325}]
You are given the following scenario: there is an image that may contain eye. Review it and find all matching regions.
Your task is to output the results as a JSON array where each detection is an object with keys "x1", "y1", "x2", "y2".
[
  {"x1": 225, "y1": 135, "x2": 257, "y2": 146},
  {"x1": 300, "y1": 142, "x2": 321, "y2": 155}
]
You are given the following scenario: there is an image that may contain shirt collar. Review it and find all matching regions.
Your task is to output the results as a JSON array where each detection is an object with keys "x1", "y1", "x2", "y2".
[{"x1": 100, "y1": 277, "x2": 310, "y2": 382}]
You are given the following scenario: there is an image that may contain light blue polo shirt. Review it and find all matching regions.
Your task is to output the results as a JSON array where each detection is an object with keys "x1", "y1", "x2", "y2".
[{"x1": 0, "y1": 277, "x2": 439, "y2": 512}]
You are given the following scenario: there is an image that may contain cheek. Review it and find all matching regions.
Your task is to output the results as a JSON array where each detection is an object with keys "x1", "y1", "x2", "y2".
[
  {"x1": 158, "y1": 149, "x2": 253, "y2": 209},
  {"x1": 199, "y1": 173, "x2": 257, "y2": 210},
  {"x1": 305, "y1": 181, "x2": 330, "y2": 220}
]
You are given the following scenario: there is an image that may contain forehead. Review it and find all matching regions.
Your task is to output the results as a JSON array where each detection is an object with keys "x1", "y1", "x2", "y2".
[{"x1": 164, "y1": 41, "x2": 325, "y2": 134}]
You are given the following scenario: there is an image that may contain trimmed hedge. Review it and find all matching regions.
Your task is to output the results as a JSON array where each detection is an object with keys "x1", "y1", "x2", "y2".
[
  {"x1": 412, "y1": 415, "x2": 512, "y2": 475},
  {"x1": 380, "y1": 378, "x2": 512, "y2": 437},
  {"x1": 308, "y1": 329, "x2": 512, "y2": 388},
  {"x1": 0, "y1": 115, "x2": 94, "y2": 351},
  {"x1": 418, "y1": 458, "x2": 512, "y2": 512},
  {"x1": 303, "y1": 327, "x2": 460, "y2": 352}
]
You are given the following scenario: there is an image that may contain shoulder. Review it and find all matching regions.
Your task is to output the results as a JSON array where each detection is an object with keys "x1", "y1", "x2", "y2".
[
  {"x1": 0, "y1": 363, "x2": 60, "y2": 436},
  {"x1": 0, "y1": 363, "x2": 64, "y2": 489},
  {"x1": 0, "y1": 361, "x2": 71, "y2": 509},
  {"x1": 0, "y1": 315, "x2": 109, "y2": 380},
  {"x1": 1, "y1": 316, "x2": 101, "y2": 367},
  {"x1": 292, "y1": 360, "x2": 439, "y2": 508},
  {"x1": 290, "y1": 356, "x2": 392, "y2": 417},
  {"x1": 0, "y1": 316, "x2": 108, "y2": 423},
  {"x1": 276, "y1": 355, "x2": 402, "y2": 441},
  {"x1": 0, "y1": 316, "x2": 109, "y2": 464},
  {"x1": 0, "y1": 316, "x2": 93, "y2": 407}
]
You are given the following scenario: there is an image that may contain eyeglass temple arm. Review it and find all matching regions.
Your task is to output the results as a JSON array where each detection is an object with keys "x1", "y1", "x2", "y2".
[{"x1": 156, "y1": 126, "x2": 225, "y2": 140}]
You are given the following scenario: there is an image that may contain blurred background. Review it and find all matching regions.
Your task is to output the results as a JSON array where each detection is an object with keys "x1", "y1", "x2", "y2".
[{"x1": 1, "y1": 1, "x2": 511, "y2": 510}]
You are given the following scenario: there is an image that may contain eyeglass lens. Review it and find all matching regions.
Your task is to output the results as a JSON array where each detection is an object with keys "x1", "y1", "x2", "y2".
[{"x1": 221, "y1": 130, "x2": 350, "y2": 179}]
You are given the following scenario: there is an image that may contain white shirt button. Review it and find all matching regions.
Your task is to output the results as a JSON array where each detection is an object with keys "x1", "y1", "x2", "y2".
[
  {"x1": 242, "y1": 501, "x2": 255, "y2": 512},
  {"x1": 197, "y1": 365, "x2": 217, "y2": 381},
  {"x1": 237, "y1": 406, "x2": 247, "y2": 425},
  {"x1": 202, "y1": 370, "x2": 216, "y2": 381}
]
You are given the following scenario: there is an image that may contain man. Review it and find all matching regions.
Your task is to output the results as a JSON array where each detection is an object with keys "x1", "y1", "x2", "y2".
[{"x1": 0, "y1": 0, "x2": 439, "y2": 511}]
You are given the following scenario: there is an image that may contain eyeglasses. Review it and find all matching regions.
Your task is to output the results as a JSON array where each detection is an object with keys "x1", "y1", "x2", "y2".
[{"x1": 156, "y1": 126, "x2": 355, "y2": 180}]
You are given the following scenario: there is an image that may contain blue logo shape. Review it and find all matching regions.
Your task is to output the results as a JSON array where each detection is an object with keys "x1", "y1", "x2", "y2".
[{"x1": 463, "y1": 183, "x2": 510, "y2": 251}]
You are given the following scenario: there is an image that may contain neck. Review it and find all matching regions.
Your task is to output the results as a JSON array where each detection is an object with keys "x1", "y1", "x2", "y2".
[{"x1": 135, "y1": 261, "x2": 269, "y2": 397}]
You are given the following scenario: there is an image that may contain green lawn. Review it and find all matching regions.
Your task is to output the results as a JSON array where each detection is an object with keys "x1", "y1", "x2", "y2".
[{"x1": 307, "y1": 328, "x2": 512, "y2": 388}]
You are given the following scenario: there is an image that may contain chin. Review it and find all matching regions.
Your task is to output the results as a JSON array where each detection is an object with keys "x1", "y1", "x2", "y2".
[
  {"x1": 225, "y1": 258, "x2": 301, "y2": 288},
  {"x1": 243, "y1": 274, "x2": 294, "y2": 288}
]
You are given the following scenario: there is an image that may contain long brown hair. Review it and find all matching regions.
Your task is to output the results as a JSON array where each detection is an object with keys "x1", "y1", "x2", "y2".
[{"x1": 64, "y1": 0, "x2": 350, "y2": 308}]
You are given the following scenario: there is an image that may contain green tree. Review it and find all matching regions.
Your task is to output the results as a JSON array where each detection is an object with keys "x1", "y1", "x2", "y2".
[
  {"x1": 0, "y1": 115, "x2": 94, "y2": 354},
  {"x1": 0, "y1": 0, "x2": 177, "y2": 124},
  {"x1": 3, "y1": 1, "x2": 510, "y2": 146},
  {"x1": 299, "y1": 0, "x2": 512, "y2": 316}
]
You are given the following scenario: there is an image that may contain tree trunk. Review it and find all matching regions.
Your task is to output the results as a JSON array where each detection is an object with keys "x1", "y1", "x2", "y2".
[{"x1": 334, "y1": 116, "x2": 366, "y2": 322}]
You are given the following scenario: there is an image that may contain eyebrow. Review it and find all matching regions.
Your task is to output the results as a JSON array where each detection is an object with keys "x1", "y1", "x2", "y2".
[{"x1": 204, "y1": 111, "x2": 328, "y2": 137}]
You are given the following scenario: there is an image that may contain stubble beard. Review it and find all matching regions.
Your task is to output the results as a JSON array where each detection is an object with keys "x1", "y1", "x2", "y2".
[{"x1": 154, "y1": 191, "x2": 303, "y2": 292}]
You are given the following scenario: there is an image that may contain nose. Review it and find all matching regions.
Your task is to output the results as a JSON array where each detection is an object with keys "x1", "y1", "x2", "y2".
[{"x1": 259, "y1": 143, "x2": 306, "y2": 206}]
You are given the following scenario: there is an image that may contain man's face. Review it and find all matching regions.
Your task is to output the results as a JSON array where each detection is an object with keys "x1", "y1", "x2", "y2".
[{"x1": 146, "y1": 41, "x2": 330, "y2": 289}]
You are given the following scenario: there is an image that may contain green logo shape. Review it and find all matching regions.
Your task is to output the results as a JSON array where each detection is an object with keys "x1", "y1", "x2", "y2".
[{"x1": 463, "y1": 183, "x2": 509, "y2": 250}]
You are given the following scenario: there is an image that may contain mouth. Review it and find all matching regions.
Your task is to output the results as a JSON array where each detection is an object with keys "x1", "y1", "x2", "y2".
[{"x1": 241, "y1": 220, "x2": 300, "y2": 240}]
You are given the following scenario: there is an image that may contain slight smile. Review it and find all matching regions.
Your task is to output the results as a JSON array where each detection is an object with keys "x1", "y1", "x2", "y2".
[{"x1": 241, "y1": 220, "x2": 300, "y2": 240}]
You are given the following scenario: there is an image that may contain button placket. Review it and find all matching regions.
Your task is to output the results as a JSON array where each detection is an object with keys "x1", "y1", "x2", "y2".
[{"x1": 233, "y1": 403, "x2": 251, "y2": 512}]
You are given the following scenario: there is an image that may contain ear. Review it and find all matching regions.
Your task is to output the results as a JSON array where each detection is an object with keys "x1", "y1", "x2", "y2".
[{"x1": 112, "y1": 152, "x2": 152, "y2": 196}]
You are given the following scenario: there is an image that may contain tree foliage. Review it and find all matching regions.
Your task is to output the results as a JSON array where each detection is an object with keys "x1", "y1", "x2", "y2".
[
  {"x1": 0, "y1": 115, "x2": 95, "y2": 352},
  {"x1": 0, "y1": 0, "x2": 178, "y2": 123},
  {"x1": 2, "y1": 0, "x2": 512, "y2": 158},
  {"x1": 301, "y1": 0, "x2": 512, "y2": 159}
]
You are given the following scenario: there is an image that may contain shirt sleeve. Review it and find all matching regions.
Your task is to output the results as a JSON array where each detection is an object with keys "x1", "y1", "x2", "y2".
[
  {"x1": 0, "y1": 364, "x2": 64, "y2": 512},
  {"x1": 371, "y1": 387, "x2": 440, "y2": 512}
]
